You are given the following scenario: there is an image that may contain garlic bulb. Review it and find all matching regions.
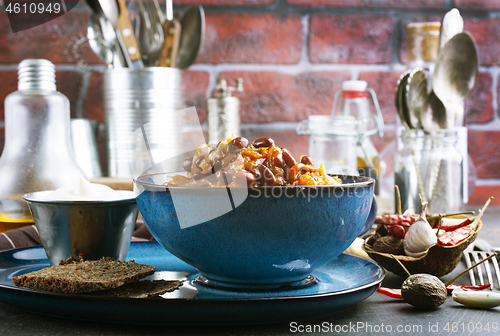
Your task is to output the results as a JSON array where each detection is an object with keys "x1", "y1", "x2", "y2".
[{"x1": 404, "y1": 202, "x2": 437, "y2": 257}]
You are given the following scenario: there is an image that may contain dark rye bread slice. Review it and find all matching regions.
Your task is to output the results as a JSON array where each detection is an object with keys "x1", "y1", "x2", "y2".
[
  {"x1": 90, "y1": 280, "x2": 184, "y2": 298},
  {"x1": 12, "y1": 256, "x2": 155, "y2": 294}
]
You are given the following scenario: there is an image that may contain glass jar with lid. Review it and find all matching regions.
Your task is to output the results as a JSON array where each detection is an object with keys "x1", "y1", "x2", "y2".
[{"x1": 297, "y1": 115, "x2": 359, "y2": 176}]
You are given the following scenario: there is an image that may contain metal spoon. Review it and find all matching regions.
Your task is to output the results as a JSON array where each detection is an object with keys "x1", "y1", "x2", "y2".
[
  {"x1": 432, "y1": 32, "x2": 478, "y2": 126},
  {"x1": 405, "y1": 68, "x2": 427, "y2": 129},
  {"x1": 175, "y1": 5, "x2": 205, "y2": 69},
  {"x1": 395, "y1": 70, "x2": 411, "y2": 129},
  {"x1": 439, "y1": 8, "x2": 464, "y2": 50},
  {"x1": 85, "y1": 0, "x2": 120, "y2": 29},
  {"x1": 419, "y1": 91, "x2": 446, "y2": 130}
]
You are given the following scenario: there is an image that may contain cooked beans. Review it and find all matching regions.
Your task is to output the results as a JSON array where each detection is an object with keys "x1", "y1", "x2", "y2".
[
  {"x1": 300, "y1": 155, "x2": 314, "y2": 166},
  {"x1": 166, "y1": 136, "x2": 341, "y2": 187},
  {"x1": 230, "y1": 136, "x2": 250, "y2": 150},
  {"x1": 253, "y1": 137, "x2": 275, "y2": 148},
  {"x1": 282, "y1": 148, "x2": 297, "y2": 168},
  {"x1": 182, "y1": 157, "x2": 193, "y2": 172}
]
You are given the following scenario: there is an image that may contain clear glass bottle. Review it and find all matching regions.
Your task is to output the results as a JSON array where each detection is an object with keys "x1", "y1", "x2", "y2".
[
  {"x1": 332, "y1": 80, "x2": 384, "y2": 194},
  {"x1": 0, "y1": 59, "x2": 85, "y2": 233},
  {"x1": 395, "y1": 127, "x2": 465, "y2": 214}
]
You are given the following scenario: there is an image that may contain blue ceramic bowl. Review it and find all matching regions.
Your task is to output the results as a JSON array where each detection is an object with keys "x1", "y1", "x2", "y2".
[{"x1": 134, "y1": 174, "x2": 376, "y2": 289}]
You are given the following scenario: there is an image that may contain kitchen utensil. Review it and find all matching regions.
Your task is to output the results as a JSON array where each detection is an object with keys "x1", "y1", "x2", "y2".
[
  {"x1": 175, "y1": 5, "x2": 205, "y2": 69},
  {"x1": 405, "y1": 68, "x2": 427, "y2": 129},
  {"x1": 439, "y1": 8, "x2": 464, "y2": 50},
  {"x1": 116, "y1": 0, "x2": 144, "y2": 69},
  {"x1": 432, "y1": 32, "x2": 478, "y2": 126},
  {"x1": 158, "y1": 16, "x2": 181, "y2": 67},
  {"x1": 420, "y1": 91, "x2": 447, "y2": 130},
  {"x1": 87, "y1": 14, "x2": 113, "y2": 66},
  {"x1": 138, "y1": 0, "x2": 164, "y2": 66},
  {"x1": 146, "y1": 0, "x2": 166, "y2": 66},
  {"x1": 207, "y1": 78, "x2": 243, "y2": 145},
  {"x1": 395, "y1": 72, "x2": 427, "y2": 207},
  {"x1": 166, "y1": 0, "x2": 173, "y2": 21},
  {"x1": 87, "y1": 13, "x2": 125, "y2": 68},
  {"x1": 104, "y1": 68, "x2": 182, "y2": 178},
  {"x1": 395, "y1": 70, "x2": 411, "y2": 129},
  {"x1": 85, "y1": 0, "x2": 134, "y2": 68},
  {"x1": 85, "y1": 0, "x2": 119, "y2": 29},
  {"x1": 157, "y1": 0, "x2": 180, "y2": 67},
  {"x1": 464, "y1": 250, "x2": 500, "y2": 290}
]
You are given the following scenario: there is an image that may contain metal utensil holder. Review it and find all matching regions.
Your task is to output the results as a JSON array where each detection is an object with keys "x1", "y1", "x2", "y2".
[{"x1": 104, "y1": 68, "x2": 183, "y2": 178}]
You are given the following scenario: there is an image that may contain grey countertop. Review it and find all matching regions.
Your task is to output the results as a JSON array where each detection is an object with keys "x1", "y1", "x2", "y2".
[{"x1": 0, "y1": 208, "x2": 499, "y2": 336}]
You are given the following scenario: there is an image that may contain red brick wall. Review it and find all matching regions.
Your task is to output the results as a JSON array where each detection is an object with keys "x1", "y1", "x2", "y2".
[{"x1": 0, "y1": 0, "x2": 499, "y2": 205}]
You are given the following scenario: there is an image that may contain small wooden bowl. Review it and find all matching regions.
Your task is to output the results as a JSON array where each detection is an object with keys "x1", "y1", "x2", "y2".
[{"x1": 363, "y1": 215, "x2": 481, "y2": 278}]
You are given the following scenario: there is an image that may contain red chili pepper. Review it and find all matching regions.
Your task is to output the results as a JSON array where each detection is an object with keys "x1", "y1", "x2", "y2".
[
  {"x1": 377, "y1": 287, "x2": 403, "y2": 299},
  {"x1": 387, "y1": 225, "x2": 406, "y2": 238},
  {"x1": 439, "y1": 218, "x2": 473, "y2": 232},
  {"x1": 446, "y1": 284, "x2": 491, "y2": 294},
  {"x1": 437, "y1": 226, "x2": 474, "y2": 246},
  {"x1": 375, "y1": 215, "x2": 415, "y2": 227},
  {"x1": 377, "y1": 284, "x2": 491, "y2": 300}
]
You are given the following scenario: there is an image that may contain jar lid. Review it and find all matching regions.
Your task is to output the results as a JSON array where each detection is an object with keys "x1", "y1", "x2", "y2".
[
  {"x1": 301, "y1": 115, "x2": 359, "y2": 136},
  {"x1": 342, "y1": 80, "x2": 367, "y2": 92}
]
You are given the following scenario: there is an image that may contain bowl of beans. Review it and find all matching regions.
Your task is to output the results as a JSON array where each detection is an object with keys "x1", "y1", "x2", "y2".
[{"x1": 134, "y1": 136, "x2": 376, "y2": 290}]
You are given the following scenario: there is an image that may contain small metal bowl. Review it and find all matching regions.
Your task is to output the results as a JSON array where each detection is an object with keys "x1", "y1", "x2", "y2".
[{"x1": 23, "y1": 191, "x2": 138, "y2": 265}]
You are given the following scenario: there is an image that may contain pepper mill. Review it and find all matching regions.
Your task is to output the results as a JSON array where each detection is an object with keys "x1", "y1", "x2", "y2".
[{"x1": 207, "y1": 78, "x2": 243, "y2": 145}]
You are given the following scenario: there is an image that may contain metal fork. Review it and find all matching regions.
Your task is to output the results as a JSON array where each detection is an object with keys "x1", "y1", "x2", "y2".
[{"x1": 463, "y1": 250, "x2": 500, "y2": 290}]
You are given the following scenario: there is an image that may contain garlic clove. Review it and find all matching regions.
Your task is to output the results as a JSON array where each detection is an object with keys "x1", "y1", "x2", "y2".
[
  {"x1": 403, "y1": 202, "x2": 437, "y2": 257},
  {"x1": 452, "y1": 288, "x2": 500, "y2": 308},
  {"x1": 344, "y1": 237, "x2": 370, "y2": 259},
  {"x1": 404, "y1": 249, "x2": 429, "y2": 258}
]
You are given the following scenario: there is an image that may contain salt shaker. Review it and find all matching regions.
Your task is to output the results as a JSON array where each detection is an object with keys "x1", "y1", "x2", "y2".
[
  {"x1": 0, "y1": 59, "x2": 85, "y2": 233},
  {"x1": 207, "y1": 78, "x2": 243, "y2": 145}
]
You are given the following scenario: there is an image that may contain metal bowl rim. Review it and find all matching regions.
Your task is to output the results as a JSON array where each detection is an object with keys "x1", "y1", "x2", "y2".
[{"x1": 22, "y1": 190, "x2": 136, "y2": 205}]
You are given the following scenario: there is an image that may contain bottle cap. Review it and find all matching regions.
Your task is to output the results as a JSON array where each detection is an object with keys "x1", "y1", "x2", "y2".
[{"x1": 342, "y1": 80, "x2": 367, "y2": 92}]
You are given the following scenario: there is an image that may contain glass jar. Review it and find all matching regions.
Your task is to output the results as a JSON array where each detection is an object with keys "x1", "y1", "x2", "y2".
[
  {"x1": 0, "y1": 59, "x2": 85, "y2": 233},
  {"x1": 406, "y1": 22, "x2": 440, "y2": 74},
  {"x1": 297, "y1": 115, "x2": 359, "y2": 175},
  {"x1": 395, "y1": 127, "x2": 467, "y2": 214}
]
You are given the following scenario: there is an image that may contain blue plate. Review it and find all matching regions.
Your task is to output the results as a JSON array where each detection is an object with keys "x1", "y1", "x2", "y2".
[{"x1": 0, "y1": 242, "x2": 384, "y2": 325}]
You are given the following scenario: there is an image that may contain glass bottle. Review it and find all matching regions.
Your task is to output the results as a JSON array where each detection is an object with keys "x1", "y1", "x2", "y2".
[
  {"x1": 0, "y1": 59, "x2": 85, "y2": 233},
  {"x1": 332, "y1": 80, "x2": 384, "y2": 194}
]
